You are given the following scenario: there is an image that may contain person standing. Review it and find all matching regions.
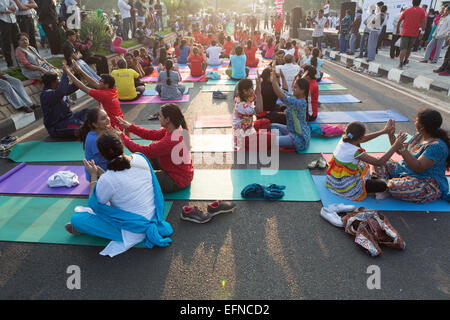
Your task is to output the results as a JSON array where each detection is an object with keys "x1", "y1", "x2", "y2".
[
  {"x1": 0, "y1": 0, "x2": 20, "y2": 69},
  {"x1": 118, "y1": 0, "x2": 132, "y2": 40},
  {"x1": 433, "y1": 37, "x2": 450, "y2": 75},
  {"x1": 274, "y1": 15, "x2": 283, "y2": 42},
  {"x1": 390, "y1": 7, "x2": 405, "y2": 59},
  {"x1": 348, "y1": 9, "x2": 362, "y2": 55},
  {"x1": 367, "y1": 5, "x2": 387, "y2": 62},
  {"x1": 35, "y1": 0, "x2": 62, "y2": 54},
  {"x1": 339, "y1": 10, "x2": 352, "y2": 54},
  {"x1": 420, "y1": 6, "x2": 449, "y2": 64},
  {"x1": 264, "y1": 12, "x2": 269, "y2": 30},
  {"x1": 376, "y1": 2, "x2": 389, "y2": 51},
  {"x1": 323, "y1": 0, "x2": 330, "y2": 18},
  {"x1": 154, "y1": 0, "x2": 162, "y2": 31},
  {"x1": 397, "y1": 0, "x2": 426, "y2": 69},
  {"x1": 312, "y1": 9, "x2": 327, "y2": 49},
  {"x1": 14, "y1": 0, "x2": 38, "y2": 50}
]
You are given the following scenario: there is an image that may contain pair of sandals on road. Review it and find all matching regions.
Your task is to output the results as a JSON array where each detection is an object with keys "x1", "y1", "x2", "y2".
[
  {"x1": 0, "y1": 136, "x2": 18, "y2": 158},
  {"x1": 308, "y1": 156, "x2": 327, "y2": 170}
]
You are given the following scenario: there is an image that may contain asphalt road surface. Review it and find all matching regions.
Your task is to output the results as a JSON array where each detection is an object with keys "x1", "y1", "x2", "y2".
[{"x1": 0, "y1": 60, "x2": 449, "y2": 300}]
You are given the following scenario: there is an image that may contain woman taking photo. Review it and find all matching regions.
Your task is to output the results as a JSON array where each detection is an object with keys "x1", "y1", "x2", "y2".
[{"x1": 65, "y1": 131, "x2": 173, "y2": 257}]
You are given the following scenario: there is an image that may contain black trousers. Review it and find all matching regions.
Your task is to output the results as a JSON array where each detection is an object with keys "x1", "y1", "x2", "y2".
[
  {"x1": 390, "y1": 34, "x2": 401, "y2": 58},
  {"x1": 0, "y1": 20, "x2": 20, "y2": 67},
  {"x1": 17, "y1": 15, "x2": 37, "y2": 50},
  {"x1": 436, "y1": 45, "x2": 450, "y2": 73},
  {"x1": 122, "y1": 17, "x2": 131, "y2": 40},
  {"x1": 83, "y1": 54, "x2": 109, "y2": 75},
  {"x1": 41, "y1": 21, "x2": 62, "y2": 54}
]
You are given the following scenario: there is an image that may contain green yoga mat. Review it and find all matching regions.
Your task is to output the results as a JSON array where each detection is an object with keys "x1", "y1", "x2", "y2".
[
  {"x1": 0, "y1": 196, "x2": 173, "y2": 247},
  {"x1": 318, "y1": 84, "x2": 347, "y2": 91},
  {"x1": 299, "y1": 134, "x2": 402, "y2": 154},
  {"x1": 8, "y1": 140, "x2": 150, "y2": 162},
  {"x1": 202, "y1": 85, "x2": 236, "y2": 92},
  {"x1": 164, "y1": 169, "x2": 320, "y2": 201},
  {"x1": 145, "y1": 82, "x2": 194, "y2": 89},
  {"x1": 207, "y1": 79, "x2": 256, "y2": 85}
]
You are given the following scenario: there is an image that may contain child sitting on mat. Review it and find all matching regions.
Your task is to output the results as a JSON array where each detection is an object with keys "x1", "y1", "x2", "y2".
[
  {"x1": 326, "y1": 120, "x2": 407, "y2": 201},
  {"x1": 188, "y1": 46, "x2": 207, "y2": 77},
  {"x1": 301, "y1": 65, "x2": 319, "y2": 122},
  {"x1": 78, "y1": 108, "x2": 110, "y2": 181},
  {"x1": 115, "y1": 103, "x2": 193, "y2": 194},
  {"x1": 269, "y1": 68, "x2": 311, "y2": 152},
  {"x1": 156, "y1": 60, "x2": 186, "y2": 101},
  {"x1": 232, "y1": 77, "x2": 273, "y2": 152}
]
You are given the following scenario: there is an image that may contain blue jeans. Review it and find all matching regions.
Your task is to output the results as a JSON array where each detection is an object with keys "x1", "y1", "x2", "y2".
[
  {"x1": 78, "y1": 59, "x2": 101, "y2": 82},
  {"x1": 367, "y1": 30, "x2": 380, "y2": 61},
  {"x1": 270, "y1": 123, "x2": 295, "y2": 148},
  {"x1": 359, "y1": 32, "x2": 369, "y2": 57},
  {"x1": 339, "y1": 34, "x2": 348, "y2": 53},
  {"x1": 349, "y1": 33, "x2": 358, "y2": 54}
]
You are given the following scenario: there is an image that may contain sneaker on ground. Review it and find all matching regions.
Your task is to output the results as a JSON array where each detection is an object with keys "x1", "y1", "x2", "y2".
[
  {"x1": 1, "y1": 135, "x2": 17, "y2": 145},
  {"x1": 207, "y1": 200, "x2": 236, "y2": 217},
  {"x1": 181, "y1": 206, "x2": 212, "y2": 224},
  {"x1": 327, "y1": 203, "x2": 356, "y2": 213},
  {"x1": 320, "y1": 207, "x2": 344, "y2": 227}
]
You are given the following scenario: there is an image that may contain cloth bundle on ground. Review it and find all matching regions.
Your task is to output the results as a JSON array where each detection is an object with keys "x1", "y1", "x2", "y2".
[
  {"x1": 241, "y1": 183, "x2": 286, "y2": 200},
  {"x1": 309, "y1": 124, "x2": 344, "y2": 137},
  {"x1": 48, "y1": 171, "x2": 79, "y2": 188},
  {"x1": 342, "y1": 207, "x2": 406, "y2": 257},
  {"x1": 206, "y1": 71, "x2": 220, "y2": 80}
]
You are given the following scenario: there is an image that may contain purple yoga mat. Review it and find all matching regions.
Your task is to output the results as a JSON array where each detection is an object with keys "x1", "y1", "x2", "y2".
[{"x1": 0, "y1": 164, "x2": 90, "y2": 196}]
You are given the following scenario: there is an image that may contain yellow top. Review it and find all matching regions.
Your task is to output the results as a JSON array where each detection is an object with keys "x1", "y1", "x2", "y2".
[{"x1": 111, "y1": 69, "x2": 140, "y2": 100}]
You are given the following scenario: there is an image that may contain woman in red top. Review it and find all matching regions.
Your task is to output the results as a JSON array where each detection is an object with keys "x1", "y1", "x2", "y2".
[
  {"x1": 302, "y1": 65, "x2": 319, "y2": 122},
  {"x1": 223, "y1": 36, "x2": 234, "y2": 58},
  {"x1": 188, "y1": 46, "x2": 207, "y2": 77},
  {"x1": 245, "y1": 39, "x2": 259, "y2": 67},
  {"x1": 116, "y1": 103, "x2": 194, "y2": 193}
]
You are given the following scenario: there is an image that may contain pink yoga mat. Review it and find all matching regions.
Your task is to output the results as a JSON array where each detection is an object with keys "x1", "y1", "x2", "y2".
[
  {"x1": 194, "y1": 114, "x2": 232, "y2": 128},
  {"x1": 120, "y1": 95, "x2": 156, "y2": 105},
  {"x1": 321, "y1": 153, "x2": 450, "y2": 176},
  {"x1": 141, "y1": 76, "x2": 159, "y2": 83},
  {"x1": 181, "y1": 74, "x2": 207, "y2": 82},
  {"x1": 149, "y1": 95, "x2": 190, "y2": 103},
  {"x1": 0, "y1": 163, "x2": 90, "y2": 196}
]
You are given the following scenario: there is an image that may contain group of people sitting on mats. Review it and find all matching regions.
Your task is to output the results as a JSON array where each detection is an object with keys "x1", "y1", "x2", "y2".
[{"x1": 35, "y1": 27, "x2": 449, "y2": 255}]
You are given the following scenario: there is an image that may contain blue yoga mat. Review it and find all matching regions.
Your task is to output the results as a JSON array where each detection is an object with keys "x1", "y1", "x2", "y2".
[
  {"x1": 299, "y1": 134, "x2": 399, "y2": 154},
  {"x1": 317, "y1": 79, "x2": 334, "y2": 84},
  {"x1": 318, "y1": 94, "x2": 361, "y2": 104},
  {"x1": 310, "y1": 110, "x2": 409, "y2": 124},
  {"x1": 312, "y1": 175, "x2": 450, "y2": 212},
  {"x1": 164, "y1": 169, "x2": 320, "y2": 201}
]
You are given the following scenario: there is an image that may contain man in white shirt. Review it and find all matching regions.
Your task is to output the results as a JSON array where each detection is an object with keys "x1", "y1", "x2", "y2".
[
  {"x1": 275, "y1": 54, "x2": 300, "y2": 94},
  {"x1": 312, "y1": 9, "x2": 327, "y2": 48},
  {"x1": 14, "y1": 0, "x2": 37, "y2": 49},
  {"x1": 323, "y1": 0, "x2": 330, "y2": 17},
  {"x1": 206, "y1": 40, "x2": 223, "y2": 66},
  {"x1": 390, "y1": 8, "x2": 404, "y2": 58},
  {"x1": 118, "y1": 0, "x2": 132, "y2": 40},
  {"x1": 0, "y1": 0, "x2": 19, "y2": 69}
]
